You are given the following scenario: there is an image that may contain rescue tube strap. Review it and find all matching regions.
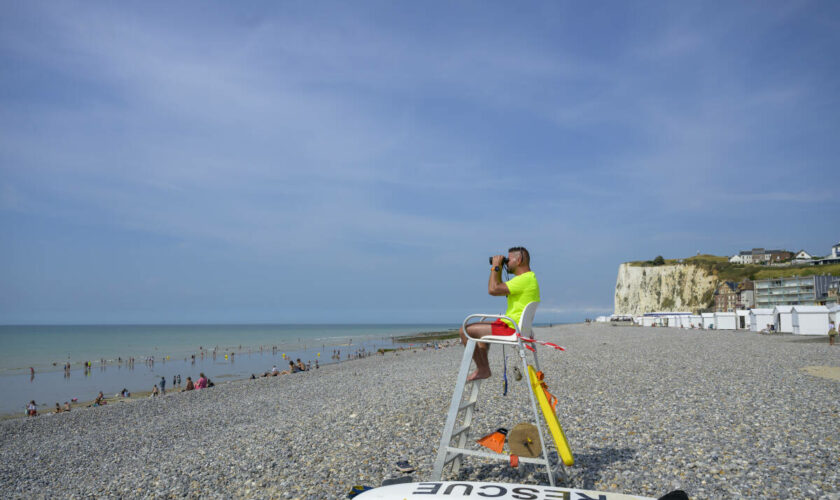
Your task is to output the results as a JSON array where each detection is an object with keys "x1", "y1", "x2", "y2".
[
  {"x1": 502, "y1": 345, "x2": 508, "y2": 396},
  {"x1": 518, "y1": 336, "x2": 566, "y2": 352},
  {"x1": 535, "y1": 371, "x2": 559, "y2": 413}
]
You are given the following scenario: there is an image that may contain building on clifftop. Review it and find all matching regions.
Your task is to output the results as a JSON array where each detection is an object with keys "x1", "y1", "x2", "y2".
[{"x1": 729, "y1": 248, "x2": 792, "y2": 265}]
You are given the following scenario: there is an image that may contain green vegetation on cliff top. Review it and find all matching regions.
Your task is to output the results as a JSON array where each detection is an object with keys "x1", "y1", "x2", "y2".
[{"x1": 629, "y1": 255, "x2": 839, "y2": 282}]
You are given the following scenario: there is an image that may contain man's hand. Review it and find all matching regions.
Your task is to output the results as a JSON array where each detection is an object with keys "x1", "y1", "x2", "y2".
[{"x1": 488, "y1": 255, "x2": 510, "y2": 296}]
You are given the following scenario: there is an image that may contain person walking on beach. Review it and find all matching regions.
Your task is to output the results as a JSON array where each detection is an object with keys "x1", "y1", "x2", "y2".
[
  {"x1": 829, "y1": 321, "x2": 837, "y2": 346},
  {"x1": 460, "y1": 247, "x2": 540, "y2": 381}
]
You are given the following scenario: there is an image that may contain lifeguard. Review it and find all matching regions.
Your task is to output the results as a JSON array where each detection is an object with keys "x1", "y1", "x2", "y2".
[{"x1": 459, "y1": 246, "x2": 540, "y2": 381}]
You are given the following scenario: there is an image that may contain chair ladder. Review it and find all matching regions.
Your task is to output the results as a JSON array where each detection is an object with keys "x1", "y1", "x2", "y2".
[{"x1": 432, "y1": 337, "x2": 564, "y2": 486}]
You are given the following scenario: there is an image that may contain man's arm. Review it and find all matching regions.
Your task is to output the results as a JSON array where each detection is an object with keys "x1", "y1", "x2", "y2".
[{"x1": 488, "y1": 255, "x2": 510, "y2": 296}]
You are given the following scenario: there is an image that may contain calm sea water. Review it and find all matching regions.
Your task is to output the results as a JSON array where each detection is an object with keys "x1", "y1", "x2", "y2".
[{"x1": 0, "y1": 324, "x2": 455, "y2": 416}]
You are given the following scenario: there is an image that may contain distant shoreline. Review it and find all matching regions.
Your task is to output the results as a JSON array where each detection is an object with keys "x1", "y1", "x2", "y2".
[{"x1": 393, "y1": 330, "x2": 460, "y2": 343}]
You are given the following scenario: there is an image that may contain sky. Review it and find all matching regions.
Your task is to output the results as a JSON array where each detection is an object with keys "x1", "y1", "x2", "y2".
[{"x1": 1, "y1": 1, "x2": 839, "y2": 325}]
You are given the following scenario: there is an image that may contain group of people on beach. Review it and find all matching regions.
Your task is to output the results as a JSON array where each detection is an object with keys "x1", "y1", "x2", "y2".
[
  {"x1": 331, "y1": 347, "x2": 375, "y2": 360},
  {"x1": 27, "y1": 399, "x2": 77, "y2": 417},
  {"x1": 256, "y1": 358, "x2": 314, "y2": 378},
  {"x1": 151, "y1": 372, "x2": 212, "y2": 396}
]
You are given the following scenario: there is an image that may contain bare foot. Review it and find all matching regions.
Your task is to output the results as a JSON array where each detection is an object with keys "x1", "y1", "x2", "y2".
[{"x1": 467, "y1": 369, "x2": 491, "y2": 381}]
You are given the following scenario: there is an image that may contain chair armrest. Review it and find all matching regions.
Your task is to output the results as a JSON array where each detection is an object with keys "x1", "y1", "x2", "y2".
[{"x1": 462, "y1": 314, "x2": 520, "y2": 334}]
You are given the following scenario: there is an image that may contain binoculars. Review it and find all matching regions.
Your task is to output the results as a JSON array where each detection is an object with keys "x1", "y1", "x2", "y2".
[{"x1": 488, "y1": 256, "x2": 509, "y2": 266}]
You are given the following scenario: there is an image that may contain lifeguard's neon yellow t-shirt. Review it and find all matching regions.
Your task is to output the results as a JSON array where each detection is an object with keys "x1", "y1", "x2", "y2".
[{"x1": 503, "y1": 271, "x2": 540, "y2": 328}]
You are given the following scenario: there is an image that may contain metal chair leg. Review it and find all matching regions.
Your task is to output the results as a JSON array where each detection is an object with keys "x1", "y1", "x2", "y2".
[{"x1": 432, "y1": 338, "x2": 478, "y2": 480}]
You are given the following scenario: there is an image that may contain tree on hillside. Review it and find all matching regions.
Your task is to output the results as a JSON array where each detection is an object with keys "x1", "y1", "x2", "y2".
[{"x1": 653, "y1": 255, "x2": 665, "y2": 266}]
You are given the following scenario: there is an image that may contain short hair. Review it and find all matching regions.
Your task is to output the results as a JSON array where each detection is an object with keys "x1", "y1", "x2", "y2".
[{"x1": 508, "y1": 246, "x2": 530, "y2": 264}]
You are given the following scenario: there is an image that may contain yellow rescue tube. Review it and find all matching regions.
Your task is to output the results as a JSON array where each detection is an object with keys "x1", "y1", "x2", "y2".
[{"x1": 528, "y1": 365, "x2": 574, "y2": 466}]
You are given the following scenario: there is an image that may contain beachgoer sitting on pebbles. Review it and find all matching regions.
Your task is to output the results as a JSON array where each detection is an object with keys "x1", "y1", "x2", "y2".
[
  {"x1": 280, "y1": 360, "x2": 297, "y2": 375},
  {"x1": 63, "y1": 401, "x2": 71, "y2": 412},
  {"x1": 183, "y1": 377, "x2": 194, "y2": 391},
  {"x1": 27, "y1": 401, "x2": 37, "y2": 417},
  {"x1": 93, "y1": 391, "x2": 106, "y2": 406},
  {"x1": 460, "y1": 247, "x2": 540, "y2": 381},
  {"x1": 151, "y1": 385, "x2": 159, "y2": 397},
  {"x1": 196, "y1": 373, "x2": 207, "y2": 389},
  {"x1": 54, "y1": 403, "x2": 61, "y2": 414},
  {"x1": 296, "y1": 358, "x2": 306, "y2": 372}
]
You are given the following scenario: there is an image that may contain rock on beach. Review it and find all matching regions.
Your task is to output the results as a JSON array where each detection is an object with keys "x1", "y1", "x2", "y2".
[{"x1": 1, "y1": 324, "x2": 838, "y2": 498}]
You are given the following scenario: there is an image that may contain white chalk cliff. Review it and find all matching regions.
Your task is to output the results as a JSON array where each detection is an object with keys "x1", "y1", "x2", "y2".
[{"x1": 614, "y1": 263, "x2": 717, "y2": 315}]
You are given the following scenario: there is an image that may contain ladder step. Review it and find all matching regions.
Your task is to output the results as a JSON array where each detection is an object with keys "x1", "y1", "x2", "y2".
[
  {"x1": 446, "y1": 447, "x2": 549, "y2": 466},
  {"x1": 458, "y1": 400, "x2": 477, "y2": 411}
]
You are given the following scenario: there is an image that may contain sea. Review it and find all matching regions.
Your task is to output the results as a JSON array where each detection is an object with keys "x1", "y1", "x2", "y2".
[{"x1": 0, "y1": 323, "x2": 456, "y2": 417}]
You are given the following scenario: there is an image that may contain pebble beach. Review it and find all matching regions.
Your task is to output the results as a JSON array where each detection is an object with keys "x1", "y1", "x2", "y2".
[{"x1": 1, "y1": 323, "x2": 838, "y2": 499}]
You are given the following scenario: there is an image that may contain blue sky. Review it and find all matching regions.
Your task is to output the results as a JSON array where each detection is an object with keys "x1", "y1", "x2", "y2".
[{"x1": 1, "y1": 1, "x2": 838, "y2": 324}]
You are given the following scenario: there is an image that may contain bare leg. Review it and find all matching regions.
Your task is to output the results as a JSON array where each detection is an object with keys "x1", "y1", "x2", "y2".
[{"x1": 462, "y1": 323, "x2": 493, "y2": 381}]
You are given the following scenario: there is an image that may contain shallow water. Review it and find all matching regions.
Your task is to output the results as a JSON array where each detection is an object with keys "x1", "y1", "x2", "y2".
[{"x1": 0, "y1": 324, "x2": 454, "y2": 416}]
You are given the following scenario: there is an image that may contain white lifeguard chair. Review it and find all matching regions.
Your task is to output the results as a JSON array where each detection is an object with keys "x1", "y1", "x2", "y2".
[{"x1": 431, "y1": 302, "x2": 568, "y2": 486}]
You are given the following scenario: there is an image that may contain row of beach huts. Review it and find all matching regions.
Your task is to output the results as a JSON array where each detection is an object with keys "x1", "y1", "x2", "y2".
[{"x1": 597, "y1": 304, "x2": 840, "y2": 335}]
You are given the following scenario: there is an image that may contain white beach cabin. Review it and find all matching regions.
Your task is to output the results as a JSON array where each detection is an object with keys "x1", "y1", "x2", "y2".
[
  {"x1": 714, "y1": 312, "x2": 737, "y2": 330},
  {"x1": 641, "y1": 316, "x2": 657, "y2": 327},
  {"x1": 791, "y1": 305, "x2": 830, "y2": 335},
  {"x1": 689, "y1": 315, "x2": 702, "y2": 328},
  {"x1": 735, "y1": 310, "x2": 751, "y2": 329},
  {"x1": 773, "y1": 305, "x2": 794, "y2": 333},
  {"x1": 749, "y1": 309, "x2": 775, "y2": 332},
  {"x1": 671, "y1": 312, "x2": 693, "y2": 328},
  {"x1": 701, "y1": 312, "x2": 715, "y2": 329}
]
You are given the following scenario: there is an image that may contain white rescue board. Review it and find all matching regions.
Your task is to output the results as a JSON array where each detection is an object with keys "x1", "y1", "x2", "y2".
[{"x1": 355, "y1": 481, "x2": 656, "y2": 499}]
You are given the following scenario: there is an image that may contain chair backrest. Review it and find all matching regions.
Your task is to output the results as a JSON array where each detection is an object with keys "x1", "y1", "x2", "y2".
[{"x1": 518, "y1": 301, "x2": 540, "y2": 339}]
